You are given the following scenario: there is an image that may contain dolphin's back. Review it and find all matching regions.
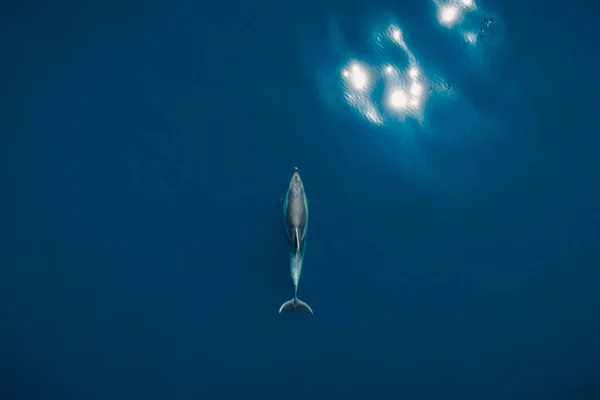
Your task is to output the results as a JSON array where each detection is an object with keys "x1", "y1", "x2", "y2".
[{"x1": 285, "y1": 182, "x2": 308, "y2": 243}]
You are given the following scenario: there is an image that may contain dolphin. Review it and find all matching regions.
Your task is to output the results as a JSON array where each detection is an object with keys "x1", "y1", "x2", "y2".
[{"x1": 279, "y1": 167, "x2": 313, "y2": 315}]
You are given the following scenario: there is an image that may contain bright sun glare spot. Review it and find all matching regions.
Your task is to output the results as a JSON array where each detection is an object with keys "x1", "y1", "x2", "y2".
[
  {"x1": 391, "y1": 28, "x2": 402, "y2": 42},
  {"x1": 350, "y1": 63, "x2": 369, "y2": 90},
  {"x1": 439, "y1": 5, "x2": 459, "y2": 27},
  {"x1": 461, "y1": 0, "x2": 476, "y2": 9},
  {"x1": 389, "y1": 89, "x2": 408, "y2": 109},
  {"x1": 408, "y1": 67, "x2": 420, "y2": 79},
  {"x1": 410, "y1": 82, "x2": 423, "y2": 97},
  {"x1": 337, "y1": 22, "x2": 436, "y2": 126},
  {"x1": 342, "y1": 62, "x2": 370, "y2": 91}
]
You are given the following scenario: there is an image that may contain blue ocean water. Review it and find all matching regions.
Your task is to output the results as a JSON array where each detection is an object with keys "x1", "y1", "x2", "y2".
[{"x1": 1, "y1": 0, "x2": 599, "y2": 398}]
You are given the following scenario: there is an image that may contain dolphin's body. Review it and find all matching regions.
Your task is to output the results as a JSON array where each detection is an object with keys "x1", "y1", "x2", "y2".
[{"x1": 279, "y1": 167, "x2": 313, "y2": 315}]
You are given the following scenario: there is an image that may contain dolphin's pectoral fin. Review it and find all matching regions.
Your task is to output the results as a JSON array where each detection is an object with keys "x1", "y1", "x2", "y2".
[{"x1": 279, "y1": 195, "x2": 284, "y2": 204}]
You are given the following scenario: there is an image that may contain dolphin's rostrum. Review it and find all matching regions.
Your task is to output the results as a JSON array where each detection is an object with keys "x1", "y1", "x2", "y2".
[{"x1": 279, "y1": 167, "x2": 313, "y2": 315}]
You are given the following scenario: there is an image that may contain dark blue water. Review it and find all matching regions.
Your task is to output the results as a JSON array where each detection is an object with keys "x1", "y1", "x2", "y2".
[{"x1": 2, "y1": 0, "x2": 599, "y2": 398}]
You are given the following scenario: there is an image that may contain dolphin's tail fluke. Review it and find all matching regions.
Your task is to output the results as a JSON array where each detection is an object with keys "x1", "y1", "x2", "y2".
[{"x1": 278, "y1": 297, "x2": 313, "y2": 315}]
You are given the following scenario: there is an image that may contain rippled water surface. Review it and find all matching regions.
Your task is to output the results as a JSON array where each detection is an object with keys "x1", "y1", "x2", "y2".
[{"x1": 1, "y1": 0, "x2": 599, "y2": 398}]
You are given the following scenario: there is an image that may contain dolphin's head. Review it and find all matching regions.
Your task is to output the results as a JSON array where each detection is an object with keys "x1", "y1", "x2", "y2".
[
  {"x1": 290, "y1": 167, "x2": 303, "y2": 189},
  {"x1": 292, "y1": 167, "x2": 301, "y2": 183}
]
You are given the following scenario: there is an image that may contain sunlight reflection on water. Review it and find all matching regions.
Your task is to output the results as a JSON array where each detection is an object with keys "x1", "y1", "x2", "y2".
[{"x1": 317, "y1": 1, "x2": 499, "y2": 130}]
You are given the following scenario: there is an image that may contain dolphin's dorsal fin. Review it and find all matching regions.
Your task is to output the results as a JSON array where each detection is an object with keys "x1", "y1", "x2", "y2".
[{"x1": 294, "y1": 227, "x2": 300, "y2": 253}]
